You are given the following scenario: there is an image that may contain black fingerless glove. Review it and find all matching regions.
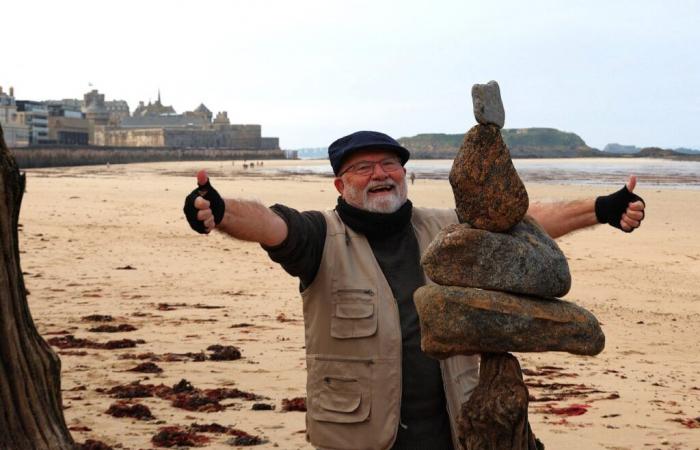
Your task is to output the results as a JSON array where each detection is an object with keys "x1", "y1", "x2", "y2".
[
  {"x1": 183, "y1": 179, "x2": 225, "y2": 234},
  {"x1": 595, "y1": 185, "x2": 644, "y2": 233}
]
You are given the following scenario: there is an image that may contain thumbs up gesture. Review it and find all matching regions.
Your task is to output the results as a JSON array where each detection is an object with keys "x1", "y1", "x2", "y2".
[
  {"x1": 595, "y1": 175, "x2": 646, "y2": 233},
  {"x1": 183, "y1": 170, "x2": 226, "y2": 234}
]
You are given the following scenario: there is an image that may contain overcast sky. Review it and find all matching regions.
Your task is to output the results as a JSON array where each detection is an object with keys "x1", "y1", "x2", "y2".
[{"x1": 5, "y1": 0, "x2": 699, "y2": 149}]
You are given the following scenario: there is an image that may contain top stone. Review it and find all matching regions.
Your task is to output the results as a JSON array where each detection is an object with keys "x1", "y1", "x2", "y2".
[{"x1": 472, "y1": 81, "x2": 505, "y2": 128}]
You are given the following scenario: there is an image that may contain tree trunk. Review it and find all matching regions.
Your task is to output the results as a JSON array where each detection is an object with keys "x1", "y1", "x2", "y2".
[
  {"x1": 0, "y1": 124, "x2": 75, "y2": 449},
  {"x1": 458, "y1": 353, "x2": 542, "y2": 450}
]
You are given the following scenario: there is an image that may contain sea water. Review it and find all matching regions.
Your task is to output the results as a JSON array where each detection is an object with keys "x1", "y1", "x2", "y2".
[{"x1": 266, "y1": 158, "x2": 700, "y2": 189}]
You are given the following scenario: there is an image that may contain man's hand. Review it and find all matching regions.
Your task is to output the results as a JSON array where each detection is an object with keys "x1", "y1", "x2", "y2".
[
  {"x1": 595, "y1": 175, "x2": 646, "y2": 233},
  {"x1": 183, "y1": 170, "x2": 226, "y2": 234}
]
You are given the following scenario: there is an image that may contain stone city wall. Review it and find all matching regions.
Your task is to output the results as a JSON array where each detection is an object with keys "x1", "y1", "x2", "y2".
[
  {"x1": 94, "y1": 124, "x2": 275, "y2": 149},
  {"x1": 12, "y1": 146, "x2": 290, "y2": 169},
  {"x1": 94, "y1": 128, "x2": 166, "y2": 147},
  {"x1": 163, "y1": 126, "x2": 262, "y2": 149},
  {"x1": 260, "y1": 137, "x2": 280, "y2": 150}
]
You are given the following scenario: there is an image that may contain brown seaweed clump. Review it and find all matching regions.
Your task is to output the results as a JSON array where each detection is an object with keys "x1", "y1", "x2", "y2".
[
  {"x1": 88, "y1": 324, "x2": 137, "y2": 333},
  {"x1": 81, "y1": 314, "x2": 114, "y2": 322},
  {"x1": 99, "y1": 379, "x2": 265, "y2": 412},
  {"x1": 251, "y1": 403, "x2": 275, "y2": 410},
  {"x1": 106, "y1": 401, "x2": 154, "y2": 420},
  {"x1": 118, "y1": 351, "x2": 206, "y2": 362},
  {"x1": 188, "y1": 423, "x2": 230, "y2": 433},
  {"x1": 189, "y1": 422, "x2": 266, "y2": 445},
  {"x1": 226, "y1": 433, "x2": 265, "y2": 446},
  {"x1": 282, "y1": 397, "x2": 307, "y2": 412},
  {"x1": 101, "y1": 381, "x2": 156, "y2": 399},
  {"x1": 207, "y1": 344, "x2": 242, "y2": 361},
  {"x1": 172, "y1": 393, "x2": 224, "y2": 412},
  {"x1": 76, "y1": 440, "x2": 114, "y2": 450},
  {"x1": 127, "y1": 362, "x2": 163, "y2": 373},
  {"x1": 47, "y1": 335, "x2": 144, "y2": 350},
  {"x1": 151, "y1": 426, "x2": 209, "y2": 448}
]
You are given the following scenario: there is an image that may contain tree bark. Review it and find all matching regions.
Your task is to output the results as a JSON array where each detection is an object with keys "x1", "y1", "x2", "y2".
[
  {"x1": 0, "y1": 124, "x2": 75, "y2": 449},
  {"x1": 459, "y1": 353, "x2": 542, "y2": 450}
]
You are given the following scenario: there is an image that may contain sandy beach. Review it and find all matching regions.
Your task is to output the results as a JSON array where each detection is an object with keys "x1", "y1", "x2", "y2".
[{"x1": 18, "y1": 159, "x2": 700, "y2": 450}]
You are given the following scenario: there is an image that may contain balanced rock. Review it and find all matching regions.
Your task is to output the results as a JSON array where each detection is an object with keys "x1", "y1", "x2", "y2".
[
  {"x1": 459, "y1": 353, "x2": 540, "y2": 450},
  {"x1": 422, "y1": 216, "x2": 570, "y2": 298},
  {"x1": 414, "y1": 285, "x2": 605, "y2": 358},
  {"x1": 449, "y1": 124, "x2": 528, "y2": 231},
  {"x1": 472, "y1": 80, "x2": 505, "y2": 128}
]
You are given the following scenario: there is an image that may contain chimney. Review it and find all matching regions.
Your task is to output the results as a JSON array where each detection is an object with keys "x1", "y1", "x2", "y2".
[{"x1": 9, "y1": 87, "x2": 14, "y2": 97}]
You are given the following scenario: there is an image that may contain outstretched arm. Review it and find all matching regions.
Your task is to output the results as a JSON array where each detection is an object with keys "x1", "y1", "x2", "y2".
[
  {"x1": 528, "y1": 175, "x2": 645, "y2": 239},
  {"x1": 195, "y1": 196, "x2": 287, "y2": 246},
  {"x1": 527, "y1": 198, "x2": 598, "y2": 239},
  {"x1": 184, "y1": 170, "x2": 288, "y2": 246}
]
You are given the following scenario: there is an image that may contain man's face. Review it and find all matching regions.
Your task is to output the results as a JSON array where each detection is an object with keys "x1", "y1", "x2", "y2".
[{"x1": 334, "y1": 149, "x2": 408, "y2": 213}]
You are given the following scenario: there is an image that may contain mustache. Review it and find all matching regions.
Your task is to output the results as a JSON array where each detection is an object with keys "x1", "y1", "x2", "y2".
[{"x1": 365, "y1": 179, "x2": 397, "y2": 192}]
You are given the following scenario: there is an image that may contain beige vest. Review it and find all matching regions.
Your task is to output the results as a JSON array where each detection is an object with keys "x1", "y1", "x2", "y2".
[{"x1": 301, "y1": 207, "x2": 480, "y2": 450}]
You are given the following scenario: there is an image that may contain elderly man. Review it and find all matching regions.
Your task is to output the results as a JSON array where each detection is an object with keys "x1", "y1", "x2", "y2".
[{"x1": 183, "y1": 130, "x2": 645, "y2": 450}]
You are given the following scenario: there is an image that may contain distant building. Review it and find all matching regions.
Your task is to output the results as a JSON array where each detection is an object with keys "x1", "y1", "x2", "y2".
[
  {"x1": 16, "y1": 100, "x2": 50, "y2": 145},
  {"x1": 82, "y1": 90, "x2": 111, "y2": 144},
  {"x1": 9, "y1": 87, "x2": 280, "y2": 150},
  {"x1": 46, "y1": 95, "x2": 129, "y2": 125},
  {"x1": 45, "y1": 101, "x2": 89, "y2": 145},
  {"x1": 0, "y1": 86, "x2": 30, "y2": 147},
  {"x1": 104, "y1": 100, "x2": 129, "y2": 124},
  {"x1": 95, "y1": 90, "x2": 279, "y2": 150},
  {"x1": 189, "y1": 103, "x2": 213, "y2": 122},
  {"x1": 132, "y1": 90, "x2": 175, "y2": 117}
]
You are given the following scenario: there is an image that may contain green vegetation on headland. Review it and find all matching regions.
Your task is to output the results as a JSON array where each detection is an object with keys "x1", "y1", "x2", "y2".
[{"x1": 397, "y1": 128, "x2": 700, "y2": 160}]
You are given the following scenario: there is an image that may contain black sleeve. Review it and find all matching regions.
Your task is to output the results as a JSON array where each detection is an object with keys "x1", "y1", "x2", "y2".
[{"x1": 261, "y1": 204, "x2": 326, "y2": 290}]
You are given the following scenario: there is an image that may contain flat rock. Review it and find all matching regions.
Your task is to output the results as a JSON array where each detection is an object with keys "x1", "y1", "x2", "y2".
[
  {"x1": 449, "y1": 124, "x2": 528, "y2": 231},
  {"x1": 422, "y1": 217, "x2": 570, "y2": 298},
  {"x1": 472, "y1": 80, "x2": 505, "y2": 128},
  {"x1": 414, "y1": 285, "x2": 605, "y2": 358}
]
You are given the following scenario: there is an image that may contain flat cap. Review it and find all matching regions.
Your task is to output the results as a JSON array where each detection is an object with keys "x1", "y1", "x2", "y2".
[{"x1": 328, "y1": 130, "x2": 410, "y2": 175}]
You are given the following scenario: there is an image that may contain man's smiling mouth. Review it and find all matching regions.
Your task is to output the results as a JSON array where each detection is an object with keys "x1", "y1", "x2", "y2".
[{"x1": 368, "y1": 185, "x2": 395, "y2": 194}]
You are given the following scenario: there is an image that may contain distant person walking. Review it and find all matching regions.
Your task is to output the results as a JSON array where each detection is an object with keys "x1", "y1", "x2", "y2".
[{"x1": 410, "y1": 172, "x2": 416, "y2": 185}]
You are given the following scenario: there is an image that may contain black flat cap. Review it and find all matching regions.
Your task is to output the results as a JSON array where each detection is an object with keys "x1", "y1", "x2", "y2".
[{"x1": 328, "y1": 130, "x2": 410, "y2": 175}]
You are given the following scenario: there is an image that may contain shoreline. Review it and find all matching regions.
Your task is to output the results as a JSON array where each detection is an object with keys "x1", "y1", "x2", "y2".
[{"x1": 26, "y1": 157, "x2": 700, "y2": 189}]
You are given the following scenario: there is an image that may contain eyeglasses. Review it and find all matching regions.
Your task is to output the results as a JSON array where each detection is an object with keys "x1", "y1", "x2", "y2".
[{"x1": 339, "y1": 158, "x2": 403, "y2": 176}]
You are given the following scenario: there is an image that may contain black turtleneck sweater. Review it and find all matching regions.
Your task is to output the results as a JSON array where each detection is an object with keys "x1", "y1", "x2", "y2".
[{"x1": 263, "y1": 199, "x2": 454, "y2": 450}]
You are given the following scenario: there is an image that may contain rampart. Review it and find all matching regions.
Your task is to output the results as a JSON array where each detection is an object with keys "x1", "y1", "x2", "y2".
[
  {"x1": 11, "y1": 145, "x2": 289, "y2": 169},
  {"x1": 93, "y1": 124, "x2": 277, "y2": 150}
]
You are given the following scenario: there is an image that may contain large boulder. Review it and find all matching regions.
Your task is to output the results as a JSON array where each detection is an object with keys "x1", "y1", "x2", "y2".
[
  {"x1": 449, "y1": 124, "x2": 528, "y2": 232},
  {"x1": 414, "y1": 285, "x2": 605, "y2": 358},
  {"x1": 422, "y1": 217, "x2": 571, "y2": 298}
]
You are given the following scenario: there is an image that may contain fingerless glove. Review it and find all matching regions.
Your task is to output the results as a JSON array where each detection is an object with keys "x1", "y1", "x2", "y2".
[
  {"x1": 595, "y1": 185, "x2": 644, "y2": 232},
  {"x1": 183, "y1": 179, "x2": 225, "y2": 234}
]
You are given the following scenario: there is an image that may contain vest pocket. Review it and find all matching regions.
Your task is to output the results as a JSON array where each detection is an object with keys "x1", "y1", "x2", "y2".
[
  {"x1": 307, "y1": 356, "x2": 372, "y2": 423},
  {"x1": 331, "y1": 288, "x2": 377, "y2": 339}
]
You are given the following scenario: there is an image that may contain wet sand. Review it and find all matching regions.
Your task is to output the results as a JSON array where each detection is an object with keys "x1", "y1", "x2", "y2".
[{"x1": 19, "y1": 160, "x2": 700, "y2": 449}]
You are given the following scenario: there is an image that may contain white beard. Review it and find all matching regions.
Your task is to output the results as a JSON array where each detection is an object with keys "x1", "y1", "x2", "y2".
[{"x1": 344, "y1": 178, "x2": 408, "y2": 213}]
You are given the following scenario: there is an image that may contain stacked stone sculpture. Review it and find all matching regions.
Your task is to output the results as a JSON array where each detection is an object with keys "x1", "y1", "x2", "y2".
[{"x1": 414, "y1": 81, "x2": 605, "y2": 450}]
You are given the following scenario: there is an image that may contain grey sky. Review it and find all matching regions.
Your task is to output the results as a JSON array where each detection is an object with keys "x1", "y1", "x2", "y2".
[{"x1": 5, "y1": 0, "x2": 699, "y2": 149}]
